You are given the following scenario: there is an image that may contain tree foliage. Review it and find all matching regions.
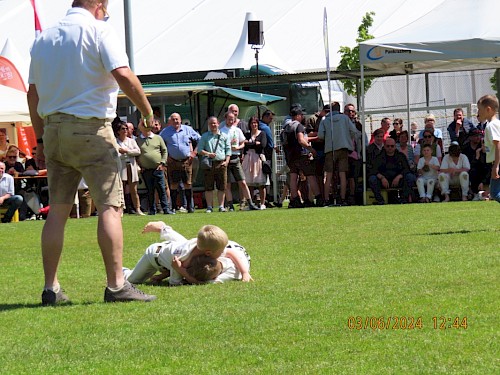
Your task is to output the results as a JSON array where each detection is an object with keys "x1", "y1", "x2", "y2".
[{"x1": 337, "y1": 12, "x2": 375, "y2": 98}]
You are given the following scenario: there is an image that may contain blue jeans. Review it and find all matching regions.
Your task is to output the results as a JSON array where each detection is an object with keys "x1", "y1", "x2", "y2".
[
  {"x1": 141, "y1": 169, "x2": 169, "y2": 214},
  {"x1": 490, "y1": 177, "x2": 500, "y2": 203},
  {"x1": 1, "y1": 195, "x2": 23, "y2": 222}
]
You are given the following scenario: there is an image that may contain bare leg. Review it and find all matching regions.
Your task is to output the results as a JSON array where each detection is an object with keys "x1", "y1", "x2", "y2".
[
  {"x1": 217, "y1": 189, "x2": 225, "y2": 207},
  {"x1": 324, "y1": 172, "x2": 333, "y2": 201},
  {"x1": 290, "y1": 172, "x2": 299, "y2": 199},
  {"x1": 42, "y1": 203, "x2": 73, "y2": 289},
  {"x1": 96, "y1": 204, "x2": 124, "y2": 288},
  {"x1": 205, "y1": 190, "x2": 214, "y2": 208}
]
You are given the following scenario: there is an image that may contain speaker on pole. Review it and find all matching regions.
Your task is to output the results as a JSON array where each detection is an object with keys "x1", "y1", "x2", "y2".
[{"x1": 248, "y1": 21, "x2": 263, "y2": 45}]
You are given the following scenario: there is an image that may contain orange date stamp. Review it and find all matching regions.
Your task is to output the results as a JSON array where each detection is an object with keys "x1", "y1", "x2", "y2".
[{"x1": 347, "y1": 316, "x2": 468, "y2": 330}]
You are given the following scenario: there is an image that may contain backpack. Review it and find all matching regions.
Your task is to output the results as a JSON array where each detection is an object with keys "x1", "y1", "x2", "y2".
[{"x1": 280, "y1": 120, "x2": 299, "y2": 148}]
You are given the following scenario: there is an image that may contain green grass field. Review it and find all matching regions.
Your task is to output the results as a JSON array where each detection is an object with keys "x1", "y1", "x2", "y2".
[{"x1": 1, "y1": 202, "x2": 498, "y2": 374}]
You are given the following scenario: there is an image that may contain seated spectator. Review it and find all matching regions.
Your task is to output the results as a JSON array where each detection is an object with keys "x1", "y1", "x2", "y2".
[
  {"x1": 369, "y1": 117, "x2": 391, "y2": 144},
  {"x1": 242, "y1": 116, "x2": 268, "y2": 209},
  {"x1": 368, "y1": 138, "x2": 416, "y2": 204},
  {"x1": 410, "y1": 121, "x2": 419, "y2": 145},
  {"x1": 447, "y1": 108, "x2": 475, "y2": 147},
  {"x1": 419, "y1": 114, "x2": 443, "y2": 140},
  {"x1": 366, "y1": 128, "x2": 385, "y2": 172},
  {"x1": 0, "y1": 161, "x2": 23, "y2": 223},
  {"x1": 438, "y1": 143, "x2": 470, "y2": 202},
  {"x1": 396, "y1": 130, "x2": 415, "y2": 171},
  {"x1": 461, "y1": 128, "x2": 489, "y2": 199},
  {"x1": 390, "y1": 118, "x2": 403, "y2": 143},
  {"x1": 416, "y1": 144, "x2": 440, "y2": 203},
  {"x1": 4, "y1": 148, "x2": 24, "y2": 192},
  {"x1": 0, "y1": 129, "x2": 8, "y2": 161},
  {"x1": 414, "y1": 129, "x2": 443, "y2": 166}
]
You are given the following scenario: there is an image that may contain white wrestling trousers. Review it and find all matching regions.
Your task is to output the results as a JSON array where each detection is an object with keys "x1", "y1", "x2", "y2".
[
  {"x1": 416, "y1": 176, "x2": 437, "y2": 199},
  {"x1": 438, "y1": 171, "x2": 469, "y2": 196},
  {"x1": 123, "y1": 226, "x2": 188, "y2": 284}
]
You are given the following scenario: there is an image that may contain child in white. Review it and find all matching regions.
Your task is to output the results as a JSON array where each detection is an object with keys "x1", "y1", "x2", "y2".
[
  {"x1": 478, "y1": 94, "x2": 500, "y2": 203},
  {"x1": 186, "y1": 242, "x2": 251, "y2": 284},
  {"x1": 416, "y1": 144, "x2": 440, "y2": 202},
  {"x1": 123, "y1": 222, "x2": 252, "y2": 285},
  {"x1": 438, "y1": 143, "x2": 470, "y2": 201}
]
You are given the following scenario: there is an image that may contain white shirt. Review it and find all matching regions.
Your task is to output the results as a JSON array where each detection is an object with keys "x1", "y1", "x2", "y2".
[
  {"x1": 220, "y1": 126, "x2": 245, "y2": 155},
  {"x1": 484, "y1": 118, "x2": 500, "y2": 163},
  {"x1": 0, "y1": 173, "x2": 15, "y2": 196},
  {"x1": 28, "y1": 7, "x2": 129, "y2": 119},
  {"x1": 440, "y1": 154, "x2": 470, "y2": 171}
]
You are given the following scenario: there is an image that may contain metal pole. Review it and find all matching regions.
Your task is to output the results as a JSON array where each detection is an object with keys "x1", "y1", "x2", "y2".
[
  {"x1": 124, "y1": 0, "x2": 134, "y2": 71},
  {"x1": 361, "y1": 65, "x2": 366, "y2": 205}
]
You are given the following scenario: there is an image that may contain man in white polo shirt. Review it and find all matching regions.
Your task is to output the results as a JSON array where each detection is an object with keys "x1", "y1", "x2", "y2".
[{"x1": 27, "y1": 0, "x2": 156, "y2": 305}]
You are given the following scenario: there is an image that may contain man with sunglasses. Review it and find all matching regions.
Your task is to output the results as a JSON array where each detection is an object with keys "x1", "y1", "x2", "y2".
[{"x1": 28, "y1": 0, "x2": 156, "y2": 305}]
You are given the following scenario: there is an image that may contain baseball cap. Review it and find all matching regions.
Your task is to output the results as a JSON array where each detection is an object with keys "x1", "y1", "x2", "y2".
[{"x1": 322, "y1": 104, "x2": 330, "y2": 111}]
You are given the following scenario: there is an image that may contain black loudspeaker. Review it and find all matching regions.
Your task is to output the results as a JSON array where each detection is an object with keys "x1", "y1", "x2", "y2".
[{"x1": 248, "y1": 21, "x2": 263, "y2": 45}]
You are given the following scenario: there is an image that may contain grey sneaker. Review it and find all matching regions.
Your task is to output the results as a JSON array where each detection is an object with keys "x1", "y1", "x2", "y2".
[
  {"x1": 104, "y1": 281, "x2": 156, "y2": 303},
  {"x1": 41, "y1": 289, "x2": 71, "y2": 306}
]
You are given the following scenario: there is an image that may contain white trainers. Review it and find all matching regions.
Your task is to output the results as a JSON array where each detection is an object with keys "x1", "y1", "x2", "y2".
[
  {"x1": 178, "y1": 207, "x2": 188, "y2": 213},
  {"x1": 260, "y1": 204, "x2": 267, "y2": 210}
]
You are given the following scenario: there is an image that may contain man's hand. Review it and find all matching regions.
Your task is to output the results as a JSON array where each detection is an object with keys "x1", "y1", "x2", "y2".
[
  {"x1": 381, "y1": 177, "x2": 389, "y2": 189},
  {"x1": 142, "y1": 221, "x2": 167, "y2": 234},
  {"x1": 391, "y1": 175, "x2": 402, "y2": 187}
]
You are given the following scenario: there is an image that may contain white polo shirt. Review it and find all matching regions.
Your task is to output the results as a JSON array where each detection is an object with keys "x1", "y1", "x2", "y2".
[
  {"x1": 0, "y1": 173, "x2": 15, "y2": 197},
  {"x1": 28, "y1": 7, "x2": 129, "y2": 120}
]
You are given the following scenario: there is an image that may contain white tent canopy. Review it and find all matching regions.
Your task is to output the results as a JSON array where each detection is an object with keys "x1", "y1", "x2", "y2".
[
  {"x1": 359, "y1": 0, "x2": 500, "y2": 75},
  {"x1": 0, "y1": 85, "x2": 30, "y2": 122}
]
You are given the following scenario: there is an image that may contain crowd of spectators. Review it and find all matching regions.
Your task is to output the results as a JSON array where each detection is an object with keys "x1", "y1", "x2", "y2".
[{"x1": 2, "y1": 102, "x2": 496, "y2": 222}]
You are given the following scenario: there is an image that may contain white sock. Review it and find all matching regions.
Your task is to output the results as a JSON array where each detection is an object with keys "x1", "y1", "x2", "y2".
[{"x1": 107, "y1": 283, "x2": 125, "y2": 292}]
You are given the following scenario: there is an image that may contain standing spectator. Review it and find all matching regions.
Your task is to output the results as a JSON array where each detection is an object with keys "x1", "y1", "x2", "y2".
[
  {"x1": 126, "y1": 122, "x2": 136, "y2": 139},
  {"x1": 282, "y1": 107, "x2": 322, "y2": 208},
  {"x1": 0, "y1": 161, "x2": 23, "y2": 223},
  {"x1": 345, "y1": 103, "x2": 365, "y2": 204},
  {"x1": 477, "y1": 94, "x2": 500, "y2": 203},
  {"x1": 197, "y1": 116, "x2": 231, "y2": 213},
  {"x1": 447, "y1": 108, "x2": 475, "y2": 147},
  {"x1": 221, "y1": 112, "x2": 260, "y2": 211},
  {"x1": 369, "y1": 117, "x2": 391, "y2": 144},
  {"x1": 259, "y1": 109, "x2": 276, "y2": 206},
  {"x1": 318, "y1": 102, "x2": 360, "y2": 205},
  {"x1": 136, "y1": 123, "x2": 171, "y2": 215},
  {"x1": 305, "y1": 105, "x2": 328, "y2": 204},
  {"x1": 220, "y1": 104, "x2": 249, "y2": 136},
  {"x1": 113, "y1": 118, "x2": 144, "y2": 215},
  {"x1": 416, "y1": 144, "x2": 440, "y2": 203},
  {"x1": 151, "y1": 117, "x2": 162, "y2": 135},
  {"x1": 242, "y1": 116, "x2": 268, "y2": 209},
  {"x1": 27, "y1": 0, "x2": 156, "y2": 303},
  {"x1": 160, "y1": 112, "x2": 200, "y2": 213},
  {"x1": 438, "y1": 143, "x2": 470, "y2": 202}
]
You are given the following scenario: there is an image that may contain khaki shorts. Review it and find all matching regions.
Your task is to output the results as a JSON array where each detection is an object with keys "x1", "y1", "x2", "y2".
[
  {"x1": 43, "y1": 114, "x2": 123, "y2": 208},
  {"x1": 324, "y1": 149, "x2": 349, "y2": 173},
  {"x1": 167, "y1": 157, "x2": 193, "y2": 186},
  {"x1": 203, "y1": 161, "x2": 227, "y2": 191}
]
